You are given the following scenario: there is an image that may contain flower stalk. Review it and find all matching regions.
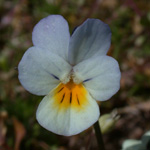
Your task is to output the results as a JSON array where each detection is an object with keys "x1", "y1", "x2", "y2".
[{"x1": 94, "y1": 120, "x2": 106, "y2": 150}]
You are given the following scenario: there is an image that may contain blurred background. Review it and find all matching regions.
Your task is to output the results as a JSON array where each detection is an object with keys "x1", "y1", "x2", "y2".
[{"x1": 0, "y1": 0, "x2": 150, "y2": 150}]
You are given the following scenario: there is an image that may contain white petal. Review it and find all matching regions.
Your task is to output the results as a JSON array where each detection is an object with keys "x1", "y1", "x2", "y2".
[
  {"x1": 68, "y1": 19, "x2": 111, "y2": 65},
  {"x1": 73, "y1": 56, "x2": 121, "y2": 101},
  {"x1": 36, "y1": 83, "x2": 100, "y2": 136},
  {"x1": 32, "y1": 15, "x2": 70, "y2": 60},
  {"x1": 18, "y1": 47, "x2": 72, "y2": 95}
]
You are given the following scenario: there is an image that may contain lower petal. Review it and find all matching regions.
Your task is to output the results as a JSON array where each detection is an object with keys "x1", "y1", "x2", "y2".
[{"x1": 36, "y1": 82, "x2": 100, "y2": 136}]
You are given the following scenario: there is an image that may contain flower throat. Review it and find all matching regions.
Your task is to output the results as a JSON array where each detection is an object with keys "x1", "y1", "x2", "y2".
[{"x1": 52, "y1": 80, "x2": 89, "y2": 110}]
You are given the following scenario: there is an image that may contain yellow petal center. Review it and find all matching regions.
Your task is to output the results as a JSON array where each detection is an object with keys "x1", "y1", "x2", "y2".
[{"x1": 52, "y1": 80, "x2": 89, "y2": 111}]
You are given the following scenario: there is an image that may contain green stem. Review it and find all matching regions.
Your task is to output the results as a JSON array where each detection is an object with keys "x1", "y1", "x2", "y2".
[{"x1": 94, "y1": 121, "x2": 106, "y2": 150}]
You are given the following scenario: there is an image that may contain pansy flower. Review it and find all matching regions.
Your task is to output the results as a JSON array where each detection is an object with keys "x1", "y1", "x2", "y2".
[{"x1": 18, "y1": 15, "x2": 121, "y2": 136}]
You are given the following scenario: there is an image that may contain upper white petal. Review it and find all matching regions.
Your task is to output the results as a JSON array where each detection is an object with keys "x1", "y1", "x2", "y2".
[
  {"x1": 68, "y1": 19, "x2": 111, "y2": 65},
  {"x1": 32, "y1": 15, "x2": 70, "y2": 61},
  {"x1": 36, "y1": 86, "x2": 100, "y2": 136},
  {"x1": 73, "y1": 56, "x2": 121, "y2": 101},
  {"x1": 18, "y1": 47, "x2": 72, "y2": 95}
]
